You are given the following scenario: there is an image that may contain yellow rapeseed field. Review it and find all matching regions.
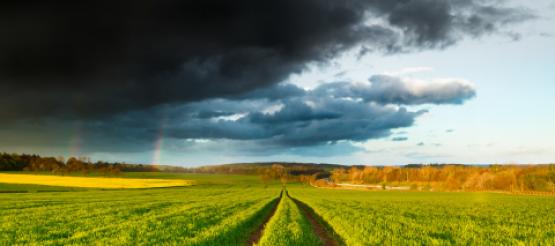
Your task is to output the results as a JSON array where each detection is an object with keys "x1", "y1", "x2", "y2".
[{"x1": 0, "y1": 173, "x2": 191, "y2": 188}]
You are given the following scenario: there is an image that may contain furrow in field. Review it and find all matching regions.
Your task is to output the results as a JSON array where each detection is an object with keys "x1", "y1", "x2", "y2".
[
  {"x1": 1, "y1": 185, "x2": 282, "y2": 245},
  {"x1": 289, "y1": 186, "x2": 555, "y2": 245},
  {"x1": 288, "y1": 191, "x2": 344, "y2": 246},
  {"x1": 247, "y1": 190, "x2": 282, "y2": 245},
  {"x1": 256, "y1": 189, "x2": 323, "y2": 246},
  {"x1": 60, "y1": 201, "x2": 244, "y2": 243}
]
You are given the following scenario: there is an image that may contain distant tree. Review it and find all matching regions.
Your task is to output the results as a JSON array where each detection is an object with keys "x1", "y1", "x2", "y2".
[
  {"x1": 330, "y1": 168, "x2": 347, "y2": 183},
  {"x1": 259, "y1": 168, "x2": 273, "y2": 185}
]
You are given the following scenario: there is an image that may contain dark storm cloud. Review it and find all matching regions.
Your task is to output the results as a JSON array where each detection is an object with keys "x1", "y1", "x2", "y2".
[
  {"x1": 366, "y1": 0, "x2": 534, "y2": 49},
  {"x1": 163, "y1": 75, "x2": 474, "y2": 147},
  {"x1": 249, "y1": 100, "x2": 342, "y2": 124},
  {"x1": 1, "y1": 67, "x2": 477, "y2": 154},
  {"x1": 195, "y1": 111, "x2": 235, "y2": 119},
  {"x1": 144, "y1": 94, "x2": 425, "y2": 147},
  {"x1": 238, "y1": 83, "x2": 306, "y2": 101},
  {"x1": 0, "y1": 0, "x2": 531, "y2": 121},
  {"x1": 59, "y1": 76, "x2": 472, "y2": 152},
  {"x1": 0, "y1": 72, "x2": 475, "y2": 154}
]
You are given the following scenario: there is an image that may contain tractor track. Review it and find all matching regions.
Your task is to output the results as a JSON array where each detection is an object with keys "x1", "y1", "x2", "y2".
[
  {"x1": 249, "y1": 188, "x2": 342, "y2": 246},
  {"x1": 247, "y1": 190, "x2": 283, "y2": 245},
  {"x1": 288, "y1": 191, "x2": 343, "y2": 246}
]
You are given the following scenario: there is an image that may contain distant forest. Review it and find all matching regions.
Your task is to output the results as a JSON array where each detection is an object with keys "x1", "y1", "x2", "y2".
[
  {"x1": 0, "y1": 152, "x2": 188, "y2": 175},
  {"x1": 324, "y1": 165, "x2": 555, "y2": 192},
  {"x1": 2, "y1": 152, "x2": 554, "y2": 192},
  {"x1": 0, "y1": 153, "x2": 335, "y2": 177}
]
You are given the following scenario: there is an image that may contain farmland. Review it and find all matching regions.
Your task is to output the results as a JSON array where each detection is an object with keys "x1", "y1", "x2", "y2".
[
  {"x1": 2, "y1": 172, "x2": 555, "y2": 245},
  {"x1": 289, "y1": 185, "x2": 555, "y2": 245},
  {"x1": 257, "y1": 192, "x2": 321, "y2": 246},
  {"x1": 0, "y1": 173, "x2": 191, "y2": 189},
  {"x1": 0, "y1": 174, "x2": 280, "y2": 245}
]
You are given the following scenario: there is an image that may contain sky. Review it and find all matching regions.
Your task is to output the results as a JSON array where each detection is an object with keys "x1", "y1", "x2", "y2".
[{"x1": 0, "y1": 0, "x2": 553, "y2": 166}]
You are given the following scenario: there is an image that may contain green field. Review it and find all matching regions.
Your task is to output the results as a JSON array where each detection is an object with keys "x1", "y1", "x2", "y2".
[
  {"x1": 2, "y1": 172, "x2": 555, "y2": 245},
  {"x1": 257, "y1": 192, "x2": 321, "y2": 246},
  {"x1": 0, "y1": 174, "x2": 280, "y2": 245},
  {"x1": 289, "y1": 185, "x2": 555, "y2": 245}
]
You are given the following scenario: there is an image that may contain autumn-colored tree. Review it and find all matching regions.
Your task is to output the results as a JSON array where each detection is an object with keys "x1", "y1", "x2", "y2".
[
  {"x1": 327, "y1": 164, "x2": 555, "y2": 192},
  {"x1": 331, "y1": 168, "x2": 348, "y2": 183}
]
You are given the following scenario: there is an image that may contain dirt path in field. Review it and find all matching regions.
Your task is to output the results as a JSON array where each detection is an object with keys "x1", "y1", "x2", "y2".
[
  {"x1": 288, "y1": 191, "x2": 343, "y2": 246},
  {"x1": 247, "y1": 190, "x2": 283, "y2": 245}
]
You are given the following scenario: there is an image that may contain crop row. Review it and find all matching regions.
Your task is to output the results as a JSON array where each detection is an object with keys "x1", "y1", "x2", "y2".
[
  {"x1": 289, "y1": 185, "x2": 555, "y2": 245},
  {"x1": 257, "y1": 191, "x2": 320, "y2": 246},
  {"x1": 0, "y1": 185, "x2": 280, "y2": 245}
]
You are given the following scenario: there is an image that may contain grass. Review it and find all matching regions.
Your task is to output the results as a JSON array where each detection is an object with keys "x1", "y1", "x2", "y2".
[
  {"x1": 289, "y1": 184, "x2": 555, "y2": 245},
  {"x1": 121, "y1": 172, "x2": 265, "y2": 185},
  {"x1": 3, "y1": 173, "x2": 555, "y2": 245},
  {"x1": 0, "y1": 173, "x2": 192, "y2": 189},
  {"x1": 0, "y1": 183, "x2": 85, "y2": 193},
  {"x1": 257, "y1": 191, "x2": 321, "y2": 246},
  {"x1": 0, "y1": 180, "x2": 281, "y2": 245}
]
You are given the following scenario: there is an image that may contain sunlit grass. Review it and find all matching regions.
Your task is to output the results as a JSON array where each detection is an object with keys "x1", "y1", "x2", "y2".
[
  {"x1": 257, "y1": 193, "x2": 320, "y2": 246},
  {"x1": 4, "y1": 175, "x2": 554, "y2": 245},
  {"x1": 0, "y1": 173, "x2": 191, "y2": 189},
  {"x1": 289, "y1": 184, "x2": 555, "y2": 245},
  {"x1": 0, "y1": 179, "x2": 281, "y2": 245}
]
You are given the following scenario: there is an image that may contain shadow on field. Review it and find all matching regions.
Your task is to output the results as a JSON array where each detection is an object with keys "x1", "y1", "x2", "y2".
[
  {"x1": 288, "y1": 191, "x2": 345, "y2": 246},
  {"x1": 0, "y1": 190, "x2": 29, "y2": 193}
]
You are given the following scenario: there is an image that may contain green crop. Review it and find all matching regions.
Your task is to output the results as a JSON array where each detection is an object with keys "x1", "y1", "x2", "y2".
[
  {"x1": 0, "y1": 183, "x2": 280, "y2": 245},
  {"x1": 3, "y1": 173, "x2": 555, "y2": 245},
  {"x1": 257, "y1": 192, "x2": 320, "y2": 246},
  {"x1": 289, "y1": 185, "x2": 555, "y2": 245}
]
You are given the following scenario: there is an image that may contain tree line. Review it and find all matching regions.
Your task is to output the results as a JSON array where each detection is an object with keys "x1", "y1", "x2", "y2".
[
  {"x1": 318, "y1": 164, "x2": 555, "y2": 192},
  {"x1": 0, "y1": 152, "x2": 187, "y2": 175},
  {"x1": 0, "y1": 153, "x2": 323, "y2": 177},
  {"x1": 189, "y1": 162, "x2": 335, "y2": 175},
  {"x1": 4, "y1": 152, "x2": 554, "y2": 192}
]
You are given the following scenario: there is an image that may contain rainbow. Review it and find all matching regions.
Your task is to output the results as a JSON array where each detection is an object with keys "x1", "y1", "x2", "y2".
[
  {"x1": 152, "y1": 109, "x2": 168, "y2": 166},
  {"x1": 69, "y1": 121, "x2": 83, "y2": 158},
  {"x1": 152, "y1": 127, "x2": 164, "y2": 166}
]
